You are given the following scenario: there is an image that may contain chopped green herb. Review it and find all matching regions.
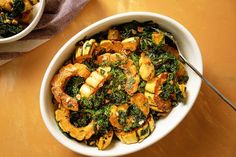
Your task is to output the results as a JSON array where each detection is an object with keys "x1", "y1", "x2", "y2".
[
  {"x1": 100, "y1": 69, "x2": 105, "y2": 75},
  {"x1": 70, "y1": 111, "x2": 92, "y2": 127},
  {"x1": 140, "y1": 126, "x2": 149, "y2": 136},
  {"x1": 11, "y1": 0, "x2": 25, "y2": 17},
  {"x1": 93, "y1": 105, "x2": 111, "y2": 135},
  {"x1": 118, "y1": 110, "x2": 127, "y2": 126},
  {"x1": 129, "y1": 53, "x2": 140, "y2": 69},
  {"x1": 64, "y1": 76, "x2": 84, "y2": 97},
  {"x1": 54, "y1": 20, "x2": 189, "y2": 149},
  {"x1": 148, "y1": 52, "x2": 179, "y2": 76},
  {"x1": 178, "y1": 75, "x2": 189, "y2": 83},
  {"x1": 159, "y1": 82, "x2": 174, "y2": 100},
  {"x1": 127, "y1": 77, "x2": 135, "y2": 89},
  {"x1": 138, "y1": 80, "x2": 146, "y2": 93},
  {"x1": 123, "y1": 105, "x2": 146, "y2": 132}
]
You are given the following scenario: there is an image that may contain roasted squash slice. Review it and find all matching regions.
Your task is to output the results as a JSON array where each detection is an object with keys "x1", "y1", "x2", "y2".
[
  {"x1": 55, "y1": 107, "x2": 95, "y2": 141},
  {"x1": 115, "y1": 116, "x2": 155, "y2": 144}
]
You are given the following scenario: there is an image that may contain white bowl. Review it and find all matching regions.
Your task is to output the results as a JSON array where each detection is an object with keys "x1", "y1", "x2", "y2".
[
  {"x1": 0, "y1": 0, "x2": 45, "y2": 43},
  {"x1": 40, "y1": 12, "x2": 203, "y2": 157}
]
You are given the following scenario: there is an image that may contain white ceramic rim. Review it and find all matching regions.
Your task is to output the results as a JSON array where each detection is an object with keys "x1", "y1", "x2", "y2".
[
  {"x1": 40, "y1": 12, "x2": 203, "y2": 156},
  {"x1": 0, "y1": 0, "x2": 45, "y2": 43}
]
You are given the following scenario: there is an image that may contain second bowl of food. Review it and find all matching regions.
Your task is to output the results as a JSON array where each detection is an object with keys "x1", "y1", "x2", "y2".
[
  {"x1": 40, "y1": 12, "x2": 203, "y2": 156},
  {"x1": 0, "y1": 0, "x2": 45, "y2": 43}
]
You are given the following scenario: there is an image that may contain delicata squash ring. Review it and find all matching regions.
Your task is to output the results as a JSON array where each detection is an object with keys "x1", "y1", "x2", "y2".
[
  {"x1": 50, "y1": 20, "x2": 189, "y2": 150},
  {"x1": 55, "y1": 106, "x2": 95, "y2": 141},
  {"x1": 115, "y1": 115, "x2": 155, "y2": 144},
  {"x1": 51, "y1": 63, "x2": 90, "y2": 111}
]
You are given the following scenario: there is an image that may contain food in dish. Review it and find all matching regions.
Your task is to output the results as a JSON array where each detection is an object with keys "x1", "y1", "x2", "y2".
[
  {"x1": 51, "y1": 21, "x2": 189, "y2": 150},
  {"x1": 0, "y1": 0, "x2": 39, "y2": 38}
]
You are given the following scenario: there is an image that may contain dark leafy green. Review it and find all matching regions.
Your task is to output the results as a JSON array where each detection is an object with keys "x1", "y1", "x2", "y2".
[
  {"x1": 0, "y1": 0, "x2": 25, "y2": 37},
  {"x1": 55, "y1": 20, "x2": 189, "y2": 146},
  {"x1": 159, "y1": 82, "x2": 174, "y2": 100},
  {"x1": 129, "y1": 52, "x2": 140, "y2": 69},
  {"x1": 0, "y1": 22, "x2": 23, "y2": 37},
  {"x1": 138, "y1": 80, "x2": 146, "y2": 93},
  {"x1": 11, "y1": 0, "x2": 25, "y2": 17},
  {"x1": 123, "y1": 105, "x2": 146, "y2": 132},
  {"x1": 82, "y1": 57, "x2": 99, "y2": 71},
  {"x1": 64, "y1": 76, "x2": 84, "y2": 97},
  {"x1": 148, "y1": 52, "x2": 179, "y2": 75},
  {"x1": 91, "y1": 31, "x2": 108, "y2": 42},
  {"x1": 115, "y1": 20, "x2": 139, "y2": 39},
  {"x1": 105, "y1": 67, "x2": 130, "y2": 104},
  {"x1": 93, "y1": 105, "x2": 111, "y2": 135},
  {"x1": 118, "y1": 110, "x2": 127, "y2": 126},
  {"x1": 80, "y1": 88, "x2": 106, "y2": 110},
  {"x1": 159, "y1": 81, "x2": 184, "y2": 103},
  {"x1": 178, "y1": 75, "x2": 189, "y2": 83},
  {"x1": 70, "y1": 111, "x2": 92, "y2": 127}
]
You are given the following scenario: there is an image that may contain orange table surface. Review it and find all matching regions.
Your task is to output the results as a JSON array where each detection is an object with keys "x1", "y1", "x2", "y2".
[{"x1": 0, "y1": 0, "x2": 236, "y2": 157}]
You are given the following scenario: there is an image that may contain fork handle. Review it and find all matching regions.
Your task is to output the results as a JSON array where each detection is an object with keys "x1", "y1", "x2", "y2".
[{"x1": 180, "y1": 55, "x2": 236, "y2": 111}]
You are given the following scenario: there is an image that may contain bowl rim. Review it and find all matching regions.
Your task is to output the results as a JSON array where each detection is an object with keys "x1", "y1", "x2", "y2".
[
  {"x1": 0, "y1": 0, "x2": 46, "y2": 44},
  {"x1": 40, "y1": 12, "x2": 203, "y2": 156}
]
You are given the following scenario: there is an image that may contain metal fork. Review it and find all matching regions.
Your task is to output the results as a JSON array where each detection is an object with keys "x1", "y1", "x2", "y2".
[
  {"x1": 152, "y1": 27, "x2": 236, "y2": 111},
  {"x1": 179, "y1": 53, "x2": 236, "y2": 111}
]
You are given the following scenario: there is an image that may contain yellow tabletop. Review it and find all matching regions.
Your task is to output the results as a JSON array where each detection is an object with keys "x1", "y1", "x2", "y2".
[{"x1": 0, "y1": 0, "x2": 235, "y2": 157}]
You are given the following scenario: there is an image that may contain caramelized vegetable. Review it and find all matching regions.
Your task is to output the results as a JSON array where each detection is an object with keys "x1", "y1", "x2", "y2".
[
  {"x1": 115, "y1": 116, "x2": 155, "y2": 144},
  {"x1": 0, "y1": 0, "x2": 39, "y2": 37},
  {"x1": 139, "y1": 52, "x2": 155, "y2": 81},
  {"x1": 51, "y1": 21, "x2": 189, "y2": 150},
  {"x1": 152, "y1": 31, "x2": 165, "y2": 46},
  {"x1": 51, "y1": 64, "x2": 90, "y2": 111},
  {"x1": 55, "y1": 106, "x2": 95, "y2": 141}
]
